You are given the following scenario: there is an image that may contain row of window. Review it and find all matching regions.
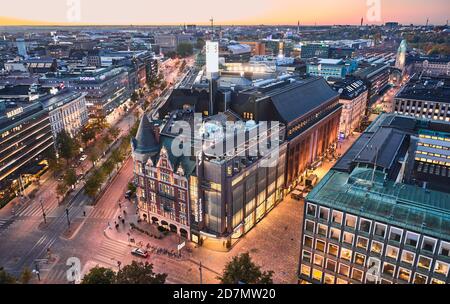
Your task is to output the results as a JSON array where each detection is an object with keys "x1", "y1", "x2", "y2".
[{"x1": 305, "y1": 203, "x2": 450, "y2": 257}]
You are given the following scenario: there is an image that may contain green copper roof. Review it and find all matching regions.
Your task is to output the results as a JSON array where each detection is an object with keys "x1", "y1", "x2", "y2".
[{"x1": 307, "y1": 168, "x2": 450, "y2": 240}]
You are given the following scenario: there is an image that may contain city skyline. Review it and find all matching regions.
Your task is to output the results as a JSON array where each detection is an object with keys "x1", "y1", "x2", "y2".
[{"x1": 0, "y1": 0, "x2": 449, "y2": 26}]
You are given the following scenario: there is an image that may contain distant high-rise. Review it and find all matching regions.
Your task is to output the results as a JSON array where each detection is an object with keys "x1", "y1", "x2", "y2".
[
  {"x1": 395, "y1": 40, "x2": 407, "y2": 72},
  {"x1": 16, "y1": 38, "x2": 27, "y2": 58}
]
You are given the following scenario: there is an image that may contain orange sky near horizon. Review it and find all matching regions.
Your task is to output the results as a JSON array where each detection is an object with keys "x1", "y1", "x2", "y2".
[{"x1": 0, "y1": 0, "x2": 448, "y2": 26}]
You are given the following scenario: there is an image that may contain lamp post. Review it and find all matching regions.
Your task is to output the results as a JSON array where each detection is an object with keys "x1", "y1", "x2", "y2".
[
  {"x1": 39, "y1": 199, "x2": 47, "y2": 224},
  {"x1": 65, "y1": 208, "x2": 70, "y2": 228},
  {"x1": 199, "y1": 261, "x2": 203, "y2": 284}
]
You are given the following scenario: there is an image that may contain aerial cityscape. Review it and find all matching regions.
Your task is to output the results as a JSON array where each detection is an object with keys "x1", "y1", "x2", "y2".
[{"x1": 0, "y1": 0, "x2": 449, "y2": 295}]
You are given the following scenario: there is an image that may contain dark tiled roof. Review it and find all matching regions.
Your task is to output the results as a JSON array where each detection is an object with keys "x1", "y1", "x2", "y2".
[
  {"x1": 133, "y1": 114, "x2": 159, "y2": 155},
  {"x1": 268, "y1": 78, "x2": 339, "y2": 124}
]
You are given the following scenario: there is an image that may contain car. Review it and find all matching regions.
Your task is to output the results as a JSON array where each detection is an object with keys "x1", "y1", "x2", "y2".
[
  {"x1": 291, "y1": 189, "x2": 303, "y2": 201},
  {"x1": 131, "y1": 248, "x2": 148, "y2": 258},
  {"x1": 79, "y1": 154, "x2": 87, "y2": 162}
]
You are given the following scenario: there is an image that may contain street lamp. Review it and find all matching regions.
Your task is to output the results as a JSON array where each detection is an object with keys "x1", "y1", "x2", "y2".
[
  {"x1": 65, "y1": 208, "x2": 70, "y2": 228},
  {"x1": 39, "y1": 199, "x2": 47, "y2": 224}
]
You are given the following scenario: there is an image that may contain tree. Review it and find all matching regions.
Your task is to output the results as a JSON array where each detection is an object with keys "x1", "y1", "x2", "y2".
[
  {"x1": 82, "y1": 266, "x2": 116, "y2": 284},
  {"x1": 0, "y1": 267, "x2": 17, "y2": 284},
  {"x1": 56, "y1": 130, "x2": 76, "y2": 161},
  {"x1": 131, "y1": 91, "x2": 139, "y2": 102},
  {"x1": 127, "y1": 182, "x2": 137, "y2": 195},
  {"x1": 218, "y1": 252, "x2": 274, "y2": 284},
  {"x1": 176, "y1": 43, "x2": 194, "y2": 58},
  {"x1": 109, "y1": 127, "x2": 120, "y2": 141},
  {"x1": 19, "y1": 267, "x2": 32, "y2": 284},
  {"x1": 165, "y1": 51, "x2": 177, "y2": 59},
  {"x1": 64, "y1": 168, "x2": 77, "y2": 188},
  {"x1": 84, "y1": 170, "x2": 104, "y2": 198},
  {"x1": 80, "y1": 126, "x2": 96, "y2": 146},
  {"x1": 56, "y1": 182, "x2": 68, "y2": 202},
  {"x1": 88, "y1": 145, "x2": 101, "y2": 167},
  {"x1": 116, "y1": 261, "x2": 167, "y2": 284},
  {"x1": 195, "y1": 38, "x2": 206, "y2": 50}
]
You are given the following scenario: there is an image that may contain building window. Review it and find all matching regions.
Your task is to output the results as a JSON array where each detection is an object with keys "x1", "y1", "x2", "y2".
[
  {"x1": 431, "y1": 278, "x2": 445, "y2": 284},
  {"x1": 354, "y1": 253, "x2": 366, "y2": 266},
  {"x1": 439, "y1": 241, "x2": 450, "y2": 257},
  {"x1": 326, "y1": 259, "x2": 337, "y2": 272},
  {"x1": 417, "y1": 255, "x2": 432, "y2": 270},
  {"x1": 385, "y1": 246, "x2": 399, "y2": 260},
  {"x1": 340, "y1": 248, "x2": 352, "y2": 262},
  {"x1": 382, "y1": 263, "x2": 396, "y2": 277},
  {"x1": 304, "y1": 220, "x2": 315, "y2": 233},
  {"x1": 331, "y1": 210, "x2": 343, "y2": 225},
  {"x1": 342, "y1": 232, "x2": 354, "y2": 246},
  {"x1": 359, "y1": 218, "x2": 372, "y2": 233},
  {"x1": 345, "y1": 214, "x2": 357, "y2": 229},
  {"x1": 405, "y1": 231, "x2": 420, "y2": 248},
  {"x1": 314, "y1": 254, "x2": 324, "y2": 267},
  {"x1": 317, "y1": 224, "x2": 328, "y2": 237},
  {"x1": 398, "y1": 268, "x2": 411, "y2": 282},
  {"x1": 302, "y1": 250, "x2": 312, "y2": 263},
  {"x1": 336, "y1": 278, "x2": 348, "y2": 284},
  {"x1": 301, "y1": 265, "x2": 311, "y2": 277},
  {"x1": 389, "y1": 227, "x2": 403, "y2": 243},
  {"x1": 421, "y1": 237, "x2": 437, "y2": 253},
  {"x1": 434, "y1": 261, "x2": 449, "y2": 276},
  {"x1": 319, "y1": 207, "x2": 330, "y2": 221},
  {"x1": 401, "y1": 250, "x2": 415, "y2": 265},
  {"x1": 338, "y1": 264, "x2": 350, "y2": 277},
  {"x1": 413, "y1": 273, "x2": 428, "y2": 284},
  {"x1": 356, "y1": 236, "x2": 369, "y2": 250},
  {"x1": 306, "y1": 203, "x2": 317, "y2": 217},
  {"x1": 324, "y1": 273, "x2": 335, "y2": 284},
  {"x1": 304, "y1": 235, "x2": 314, "y2": 248},
  {"x1": 315, "y1": 240, "x2": 326, "y2": 252},
  {"x1": 312, "y1": 269, "x2": 323, "y2": 282},
  {"x1": 328, "y1": 244, "x2": 339, "y2": 257},
  {"x1": 351, "y1": 269, "x2": 364, "y2": 282},
  {"x1": 374, "y1": 223, "x2": 387, "y2": 238},
  {"x1": 329, "y1": 228, "x2": 341, "y2": 241},
  {"x1": 371, "y1": 241, "x2": 384, "y2": 255}
]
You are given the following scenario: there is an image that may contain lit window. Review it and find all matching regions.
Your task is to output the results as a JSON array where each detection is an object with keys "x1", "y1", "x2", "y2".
[
  {"x1": 398, "y1": 268, "x2": 411, "y2": 282},
  {"x1": 319, "y1": 207, "x2": 330, "y2": 221},
  {"x1": 328, "y1": 243, "x2": 339, "y2": 257},
  {"x1": 439, "y1": 241, "x2": 450, "y2": 257},
  {"x1": 315, "y1": 240, "x2": 326, "y2": 252},
  {"x1": 385, "y1": 245, "x2": 399, "y2": 260},
  {"x1": 354, "y1": 253, "x2": 366, "y2": 266},
  {"x1": 431, "y1": 278, "x2": 445, "y2": 284},
  {"x1": 371, "y1": 240, "x2": 384, "y2": 255},
  {"x1": 405, "y1": 231, "x2": 420, "y2": 248},
  {"x1": 336, "y1": 278, "x2": 348, "y2": 284},
  {"x1": 413, "y1": 273, "x2": 428, "y2": 284},
  {"x1": 421, "y1": 237, "x2": 437, "y2": 253},
  {"x1": 351, "y1": 269, "x2": 364, "y2": 282},
  {"x1": 301, "y1": 265, "x2": 311, "y2": 277},
  {"x1": 304, "y1": 235, "x2": 313, "y2": 248},
  {"x1": 389, "y1": 227, "x2": 403, "y2": 243},
  {"x1": 331, "y1": 210, "x2": 343, "y2": 225},
  {"x1": 338, "y1": 264, "x2": 350, "y2": 277},
  {"x1": 434, "y1": 261, "x2": 449, "y2": 276},
  {"x1": 417, "y1": 255, "x2": 432, "y2": 270},
  {"x1": 317, "y1": 224, "x2": 328, "y2": 237},
  {"x1": 343, "y1": 232, "x2": 354, "y2": 246},
  {"x1": 340, "y1": 248, "x2": 352, "y2": 262},
  {"x1": 324, "y1": 273, "x2": 335, "y2": 284},
  {"x1": 401, "y1": 250, "x2": 415, "y2": 265},
  {"x1": 306, "y1": 203, "x2": 316, "y2": 217},
  {"x1": 359, "y1": 218, "x2": 371, "y2": 233},
  {"x1": 312, "y1": 269, "x2": 323, "y2": 282},
  {"x1": 382, "y1": 263, "x2": 396, "y2": 277},
  {"x1": 314, "y1": 254, "x2": 324, "y2": 267},
  {"x1": 345, "y1": 214, "x2": 357, "y2": 229},
  {"x1": 356, "y1": 236, "x2": 369, "y2": 250}
]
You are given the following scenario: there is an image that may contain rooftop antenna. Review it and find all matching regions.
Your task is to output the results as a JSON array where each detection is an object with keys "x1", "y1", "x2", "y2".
[
  {"x1": 210, "y1": 17, "x2": 214, "y2": 39},
  {"x1": 426, "y1": 17, "x2": 429, "y2": 27},
  {"x1": 361, "y1": 17, "x2": 364, "y2": 27},
  {"x1": 297, "y1": 20, "x2": 300, "y2": 33}
]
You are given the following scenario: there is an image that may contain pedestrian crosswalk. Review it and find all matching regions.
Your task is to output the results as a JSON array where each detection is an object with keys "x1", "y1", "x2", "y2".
[
  {"x1": 15, "y1": 199, "x2": 59, "y2": 217},
  {"x1": 44, "y1": 267, "x2": 69, "y2": 284},
  {"x1": 89, "y1": 208, "x2": 118, "y2": 220},
  {"x1": 93, "y1": 239, "x2": 129, "y2": 267}
]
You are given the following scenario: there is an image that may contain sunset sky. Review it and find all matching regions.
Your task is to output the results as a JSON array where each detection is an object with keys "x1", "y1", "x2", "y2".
[{"x1": 0, "y1": 0, "x2": 448, "y2": 26}]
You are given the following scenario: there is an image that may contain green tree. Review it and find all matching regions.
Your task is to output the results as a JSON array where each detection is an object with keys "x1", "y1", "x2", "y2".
[
  {"x1": 64, "y1": 168, "x2": 77, "y2": 188},
  {"x1": 56, "y1": 130, "x2": 76, "y2": 161},
  {"x1": 84, "y1": 170, "x2": 104, "y2": 198},
  {"x1": 127, "y1": 182, "x2": 137, "y2": 195},
  {"x1": 0, "y1": 267, "x2": 17, "y2": 284},
  {"x1": 109, "y1": 127, "x2": 120, "y2": 141},
  {"x1": 176, "y1": 43, "x2": 194, "y2": 57},
  {"x1": 116, "y1": 261, "x2": 167, "y2": 284},
  {"x1": 80, "y1": 126, "x2": 96, "y2": 146},
  {"x1": 82, "y1": 266, "x2": 116, "y2": 284},
  {"x1": 56, "y1": 182, "x2": 68, "y2": 202},
  {"x1": 131, "y1": 91, "x2": 139, "y2": 102},
  {"x1": 218, "y1": 252, "x2": 274, "y2": 284},
  {"x1": 195, "y1": 38, "x2": 206, "y2": 50},
  {"x1": 88, "y1": 145, "x2": 101, "y2": 167},
  {"x1": 19, "y1": 267, "x2": 32, "y2": 284}
]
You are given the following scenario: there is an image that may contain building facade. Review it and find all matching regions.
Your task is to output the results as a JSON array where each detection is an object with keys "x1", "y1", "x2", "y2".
[
  {"x1": 307, "y1": 59, "x2": 357, "y2": 80},
  {"x1": 298, "y1": 113, "x2": 450, "y2": 284}
]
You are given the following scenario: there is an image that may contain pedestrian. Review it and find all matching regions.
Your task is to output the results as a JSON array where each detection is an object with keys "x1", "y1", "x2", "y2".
[{"x1": 83, "y1": 210, "x2": 86, "y2": 217}]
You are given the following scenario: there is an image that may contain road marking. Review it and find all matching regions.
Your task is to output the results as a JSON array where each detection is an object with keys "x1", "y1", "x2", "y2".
[{"x1": 93, "y1": 239, "x2": 129, "y2": 267}]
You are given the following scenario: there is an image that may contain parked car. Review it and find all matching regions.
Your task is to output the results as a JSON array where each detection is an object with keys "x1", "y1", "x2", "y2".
[
  {"x1": 291, "y1": 189, "x2": 303, "y2": 201},
  {"x1": 80, "y1": 154, "x2": 87, "y2": 162},
  {"x1": 131, "y1": 248, "x2": 148, "y2": 258},
  {"x1": 125, "y1": 190, "x2": 135, "y2": 199}
]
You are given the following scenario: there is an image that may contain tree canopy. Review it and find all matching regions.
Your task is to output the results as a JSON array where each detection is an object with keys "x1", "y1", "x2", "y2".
[
  {"x1": 56, "y1": 130, "x2": 77, "y2": 161},
  {"x1": 176, "y1": 43, "x2": 194, "y2": 58},
  {"x1": 81, "y1": 266, "x2": 116, "y2": 284},
  {"x1": 218, "y1": 252, "x2": 274, "y2": 284}
]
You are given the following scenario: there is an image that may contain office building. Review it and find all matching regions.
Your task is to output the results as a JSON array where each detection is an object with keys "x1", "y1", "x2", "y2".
[
  {"x1": 301, "y1": 43, "x2": 330, "y2": 59},
  {"x1": 298, "y1": 113, "x2": 450, "y2": 284},
  {"x1": 307, "y1": 58, "x2": 357, "y2": 80},
  {"x1": 353, "y1": 63, "x2": 390, "y2": 104},
  {"x1": 394, "y1": 76, "x2": 450, "y2": 122},
  {"x1": 409, "y1": 55, "x2": 450, "y2": 77}
]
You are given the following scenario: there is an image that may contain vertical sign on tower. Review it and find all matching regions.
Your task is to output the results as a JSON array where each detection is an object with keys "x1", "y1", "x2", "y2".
[{"x1": 205, "y1": 41, "x2": 219, "y2": 80}]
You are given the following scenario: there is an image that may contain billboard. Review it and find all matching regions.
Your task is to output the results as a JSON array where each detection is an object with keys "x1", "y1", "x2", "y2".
[{"x1": 205, "y1": 41, "x2": 219, "y2": 79}]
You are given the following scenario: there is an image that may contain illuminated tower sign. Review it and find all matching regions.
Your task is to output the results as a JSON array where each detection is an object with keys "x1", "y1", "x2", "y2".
[{"x1": 205, "y1": 41, "x2": 219, "y2": 79}]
